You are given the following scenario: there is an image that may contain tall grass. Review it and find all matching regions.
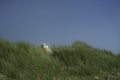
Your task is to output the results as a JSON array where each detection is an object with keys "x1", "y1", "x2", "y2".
[{"x1": 0, "y1": 39, "x2": 120, "y2": 80}]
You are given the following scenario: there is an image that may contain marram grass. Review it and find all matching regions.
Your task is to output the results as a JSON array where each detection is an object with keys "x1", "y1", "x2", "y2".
[{"x1": 0, "y1": 39, "x2": 120, "y2": 80}]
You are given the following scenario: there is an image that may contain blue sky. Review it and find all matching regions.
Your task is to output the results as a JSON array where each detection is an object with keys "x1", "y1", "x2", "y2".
[{"x1": 0, "y1": 0, "x2": 120, "y2": 54}]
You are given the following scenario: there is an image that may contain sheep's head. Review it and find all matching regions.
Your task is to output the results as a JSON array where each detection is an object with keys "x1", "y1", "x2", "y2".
[{"x1": 41, "y1": 43, "x2": 52, "y2": 52}]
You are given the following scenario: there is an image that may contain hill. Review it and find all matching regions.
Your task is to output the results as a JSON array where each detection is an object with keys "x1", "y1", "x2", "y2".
[{"x1": 0, "y1": 39, "x2": 120, "y2": 80}]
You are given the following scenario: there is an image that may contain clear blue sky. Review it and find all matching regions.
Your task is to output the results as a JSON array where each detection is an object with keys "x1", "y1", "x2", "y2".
[{"x1": 0, "y1": 0, "x2": 120, "y2": 54}]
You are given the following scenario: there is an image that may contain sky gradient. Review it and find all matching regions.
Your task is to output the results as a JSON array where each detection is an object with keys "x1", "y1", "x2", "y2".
[{"x1": 0, "y1": 0, "x2": 120, "y2": 54}]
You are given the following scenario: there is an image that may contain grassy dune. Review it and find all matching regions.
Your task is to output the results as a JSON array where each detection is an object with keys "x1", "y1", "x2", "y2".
[{"x1": 0, "y1": 39, "x2": 120, "y2": 80}]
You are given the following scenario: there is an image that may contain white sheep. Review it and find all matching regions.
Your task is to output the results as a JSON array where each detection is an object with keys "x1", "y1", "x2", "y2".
[{"x1": 41, "y1": 43, "x2": 52, "y2": 53}]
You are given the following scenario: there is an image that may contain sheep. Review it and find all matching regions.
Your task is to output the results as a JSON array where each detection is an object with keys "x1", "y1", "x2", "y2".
[{"x1": 41, "y1": 43, "x2": 52, "y2": 53}]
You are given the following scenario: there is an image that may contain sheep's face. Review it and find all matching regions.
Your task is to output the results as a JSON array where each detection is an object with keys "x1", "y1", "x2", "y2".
[
  {"x1": 41, "y1": 44, "x2": 48, "y2": 48},
  {"x1": 41, "y1": 43, "x2": 51, "y2": 52}
]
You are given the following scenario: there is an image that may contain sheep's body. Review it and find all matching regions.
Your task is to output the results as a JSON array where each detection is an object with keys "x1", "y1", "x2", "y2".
[{"x1": 41, "y1": 43, "x2": 52, "y2": 53}]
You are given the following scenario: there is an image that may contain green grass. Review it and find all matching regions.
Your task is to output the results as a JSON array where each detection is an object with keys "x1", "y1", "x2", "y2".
[{"x1": 0, "y1": 39, "x2": 120, "y2": 80}]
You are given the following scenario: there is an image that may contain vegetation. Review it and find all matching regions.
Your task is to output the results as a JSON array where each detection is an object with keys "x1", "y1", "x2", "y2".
[{"x1": 0, "y1": 39, "x2": 120, "y2": 80}]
